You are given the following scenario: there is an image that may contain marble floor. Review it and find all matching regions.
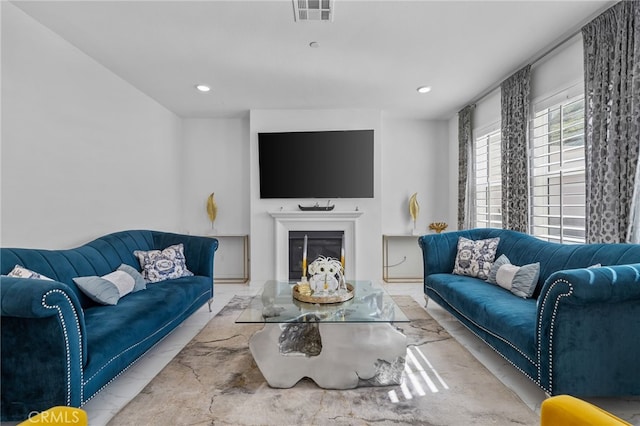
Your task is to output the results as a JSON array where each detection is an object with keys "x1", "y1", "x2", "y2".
[{"x1": 6, "y1": 282, "x2": 639, "y2": 425}]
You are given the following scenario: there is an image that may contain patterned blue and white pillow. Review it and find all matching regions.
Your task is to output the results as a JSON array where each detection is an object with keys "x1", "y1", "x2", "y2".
[
  {"x1": 7, "y1": 265, "x2": 53, "y2": 281},
  {"x1": 452, "y1": 237, "x2": 500, "y2": 280},
  {"x1": 134, "y1": 243, "x2": 194, "y2": 283}
]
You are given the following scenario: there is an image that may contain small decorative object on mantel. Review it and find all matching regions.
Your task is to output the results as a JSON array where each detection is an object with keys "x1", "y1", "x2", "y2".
[
  {"x1": 293, "y1": 256, "x2": 354, "y2": 304},
  {"x1": 429, "y1": 222, "x2": 448, "y2": 233},
  {"x1": 298, "y1": 200, "x2": 335, "y2": 211},
  {"x1": 206, "y1": 192, "x2": 218, "y2": 233},
  {"x1": 409, "y1": 192, "x2": 420, "y2": 235}
]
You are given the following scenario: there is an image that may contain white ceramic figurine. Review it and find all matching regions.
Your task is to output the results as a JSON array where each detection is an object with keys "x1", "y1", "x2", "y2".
[{"x1": 308, "y1": 256, "x2": 345, "y2": 295}]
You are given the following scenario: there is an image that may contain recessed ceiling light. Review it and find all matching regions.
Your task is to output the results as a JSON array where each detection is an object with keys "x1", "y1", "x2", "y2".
[
  {"x1": 309, "y1": 41, "x2": 320, "y2": 48},
  {"x1": 417, "y1": 86, "x2": 432, "y2": 94},
  {"x1": 195, "y1": 84, "x2": 211, "y2": 92}
]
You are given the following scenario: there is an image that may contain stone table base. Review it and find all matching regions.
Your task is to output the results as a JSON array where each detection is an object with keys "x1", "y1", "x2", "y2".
[{"x1": 249, "y1": 322, "x2": 407, "y2": 389}]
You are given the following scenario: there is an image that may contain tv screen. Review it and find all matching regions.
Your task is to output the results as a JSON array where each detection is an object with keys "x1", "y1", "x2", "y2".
[{"x1": 258, "y1": 129, "x2": 374, "y2": 199}]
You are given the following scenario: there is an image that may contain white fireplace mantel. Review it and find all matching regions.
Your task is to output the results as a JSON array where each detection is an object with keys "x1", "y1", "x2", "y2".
[{"x1": 269, "y1": 210, "x2": 364, "y2": 280}]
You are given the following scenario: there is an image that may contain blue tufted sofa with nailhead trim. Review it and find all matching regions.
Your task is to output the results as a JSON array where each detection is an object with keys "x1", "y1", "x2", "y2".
[
  {"x1": 419, "y1": 228, "x2": 640, "y2": 397},
  {"x1": 0, "y1": 230, "x2": 218, "y2": 421}
]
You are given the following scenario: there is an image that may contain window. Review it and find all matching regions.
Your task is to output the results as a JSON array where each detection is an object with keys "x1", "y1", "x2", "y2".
[
  {"x1": 530, "y1": 95, "x2": 586, "y2": 243},
  {"x1": 473, "y1": 127, "x2": 502, "y2": 229}
]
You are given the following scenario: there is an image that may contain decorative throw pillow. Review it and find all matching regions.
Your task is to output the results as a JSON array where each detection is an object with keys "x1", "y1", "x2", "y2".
[
  {"x1": 452, "y1": 237, "x2": 500, "y2": 280},
  {"x1": 487, "y1": 254, "x2": 511, "y2": 284},
  {"x1": 73, "y1": 270, "x2": 137, "y2": 305},
  {"x1": 133, "y1": 243, "x2": 194, "y2": 283},
  {"x1": 486, "y1": 254, "x2": 540, "y2": 298},
  {"x1": 7, "y1": 265, "x2": 53, "y2": 281},
  {"x1": 117, "y1": 263, "x2": 147, "y2": 292}
]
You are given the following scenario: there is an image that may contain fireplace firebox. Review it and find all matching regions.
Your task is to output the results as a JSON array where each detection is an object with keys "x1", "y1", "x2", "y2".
[{"x1": 289, "y1": 231, "x2": 344, "y2": 280}]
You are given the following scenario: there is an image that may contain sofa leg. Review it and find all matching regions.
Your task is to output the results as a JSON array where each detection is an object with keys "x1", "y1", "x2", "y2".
[
  {"x1": 424, "y1": 294, "x2": 429, "y2": 308},
  {"x1": 208, "y1": 298, "x2": 213, "y2": 312}
]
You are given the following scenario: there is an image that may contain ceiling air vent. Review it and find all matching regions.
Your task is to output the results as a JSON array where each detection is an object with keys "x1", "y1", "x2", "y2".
[{"x1": 293, "y1": 0, "x2": 334, "y2": 22}]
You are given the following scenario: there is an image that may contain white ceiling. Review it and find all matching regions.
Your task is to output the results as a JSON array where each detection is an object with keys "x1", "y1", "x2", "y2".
[{"x1": 11, "y1": 0, "x2": 613, "y2": 119}]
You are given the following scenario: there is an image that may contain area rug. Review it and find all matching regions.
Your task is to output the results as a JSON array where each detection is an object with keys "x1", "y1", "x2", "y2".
[{"x1": 109, "y1": 296, "x2": 539, "y2": 426}]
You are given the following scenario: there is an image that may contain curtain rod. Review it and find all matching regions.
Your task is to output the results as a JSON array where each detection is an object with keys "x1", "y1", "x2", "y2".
[{"x1": 464, "y1": 1, "x2": 617, "y2": 109}]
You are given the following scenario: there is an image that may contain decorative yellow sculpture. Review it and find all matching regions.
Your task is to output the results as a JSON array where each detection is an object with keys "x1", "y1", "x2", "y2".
[
  {"x1": 206, "y1": 193, "x2": 218, "y2": 229},
  {"x1": 429, "y1": 222, "x2": 448, "y2": 233},
  {"x1": 409, "y1": 192, "x2": 420, "y2": 231}
]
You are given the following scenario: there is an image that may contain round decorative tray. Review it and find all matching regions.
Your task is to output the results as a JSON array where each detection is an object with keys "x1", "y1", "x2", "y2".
[{"x1": 292, "y1": 282, "x2": 355, "y2": 304}]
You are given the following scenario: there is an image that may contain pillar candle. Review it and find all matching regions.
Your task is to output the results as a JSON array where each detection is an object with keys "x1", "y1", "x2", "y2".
[
  {"x1": 302, "y1": 234, "x2": 308, "y2": 277},
  {"x1": 340, "y1": 235, "x2": 345, "y2": 271}
]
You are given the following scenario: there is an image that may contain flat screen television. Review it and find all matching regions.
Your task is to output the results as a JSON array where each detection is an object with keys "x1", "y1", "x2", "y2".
[{"x1": 258, "y1": 129, "x2": 374, "y2": 199}]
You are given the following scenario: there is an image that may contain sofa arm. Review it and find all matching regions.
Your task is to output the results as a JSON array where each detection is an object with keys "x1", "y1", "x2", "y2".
[
  {"x1": 540, "y1": 264, "x2": 640, "y2": 304},
  {"x1": 151, "y1": 231, "x2": 218, "y2": 278},
  {"x1": 536, "y1": 264, "x2": 640, "y2": 396},
  {"x1": 1, "y1": 277, "x2": 83, "y2": 320},
  {"x1": 1, "y1": 277, "x2": 86, "y2": 420},
  {"x1": 418, "y1": 233, "x2": 460, "y2": 276}
]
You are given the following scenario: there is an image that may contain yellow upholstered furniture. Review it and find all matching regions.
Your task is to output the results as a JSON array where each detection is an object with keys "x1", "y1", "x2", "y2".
[
  {"x1": 541, "y1": 395, "x2": 631, "y2": 426},
  {"x1": 17, "y1": 406, "x2": 87, "y2": 426}
]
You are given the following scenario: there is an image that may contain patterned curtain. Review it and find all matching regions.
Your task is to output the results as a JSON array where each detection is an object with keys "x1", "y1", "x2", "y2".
[
  {"x1": 583, "y1": 1, "x2": 640, "y2": 243},
  {"x1": 500, "y1": 65, "x2": 531, "y2": 233},
  {"x1": 457, "y1": 105, "x2": 475, "y2": 230}
]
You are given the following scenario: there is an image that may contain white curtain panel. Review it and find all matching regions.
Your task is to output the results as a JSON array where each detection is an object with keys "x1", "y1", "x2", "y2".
[{"x1": 628, "y1": 157, "x2": 640, "y2": 243}]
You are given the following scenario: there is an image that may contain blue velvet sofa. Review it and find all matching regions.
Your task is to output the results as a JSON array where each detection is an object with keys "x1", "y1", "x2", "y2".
[
  {"x1": 0, "y1": 230, "x2": 218, "y2": 421},
  {"x1": 419, "y1": 228, "x2": 640, "y2": 397}
]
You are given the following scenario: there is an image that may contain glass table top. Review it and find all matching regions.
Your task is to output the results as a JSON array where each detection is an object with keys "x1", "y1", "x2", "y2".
[{"x1": 235, "y1": 280, "x2": 409, "y2": 324}]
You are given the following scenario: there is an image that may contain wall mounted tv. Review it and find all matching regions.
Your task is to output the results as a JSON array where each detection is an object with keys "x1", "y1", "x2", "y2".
[{"x1": 258, "y1": 129, "x2": 374, "y2": 199}]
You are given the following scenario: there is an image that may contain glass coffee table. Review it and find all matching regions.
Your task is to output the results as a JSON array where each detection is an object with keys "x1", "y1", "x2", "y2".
[{"x1": 236, "y1": 280, "x2": 410, "y2": 389}]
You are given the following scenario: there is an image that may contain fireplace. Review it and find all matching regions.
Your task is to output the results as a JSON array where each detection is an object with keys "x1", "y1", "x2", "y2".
[
  {"x1": 289, "y1": 231, "x2": 344, "y2": 280},
  {"x1": 269, "y1": 210, "x2": 363, "y2": 281}
]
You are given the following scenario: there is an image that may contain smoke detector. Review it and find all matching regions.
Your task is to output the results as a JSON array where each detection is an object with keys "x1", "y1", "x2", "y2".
[{"x1": 293, "y1": 0, "x2": 334, "y2": 22}]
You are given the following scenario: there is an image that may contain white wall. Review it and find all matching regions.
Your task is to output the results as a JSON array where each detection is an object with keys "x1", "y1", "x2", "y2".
[
  {"x1": 1, "y1": 3, "x2": 182, "y2": 248},
  {"x1": 180, "y1": 118, "x2": 250, "y2": 235},
  {"x1": 381, "y1": 117, "x2": 450, "y2": 234}
]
